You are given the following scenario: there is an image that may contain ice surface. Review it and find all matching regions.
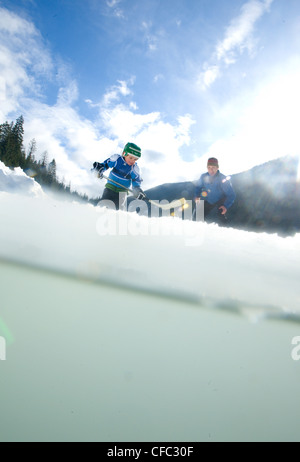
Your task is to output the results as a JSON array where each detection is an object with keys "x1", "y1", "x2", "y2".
[{"x1": 1, "y1": 162, "x2": 300, "y2": 442}]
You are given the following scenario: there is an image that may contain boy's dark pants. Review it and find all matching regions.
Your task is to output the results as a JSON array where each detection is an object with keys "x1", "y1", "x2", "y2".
[{"x1": 98, "y1": 187, "x2": 127, "y2": 210}]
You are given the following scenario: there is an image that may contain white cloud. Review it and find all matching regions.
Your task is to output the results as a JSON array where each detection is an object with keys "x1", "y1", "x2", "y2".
[
  {"x1": 0, "y1": 75, "x2": 5, "y2": 101},
  {"x1": 23, "y1": 99, "x2": 111, "y2": 198},
  {"x1": 106, "y1": 0, "x2": 121, "y2": 7},
  {"x1": 0, "y1": 7, "x2": 36, "y2": 35},
  {"x1": 206, "y1": 65, "x2": 300, "y2": 175},
  {"x1": 101, "y1": 79, "x2": 134, "y2": 106},
  {"x1": 57, "y1": 80, "x2": 79, "y2": 106},
  {"x1": 0, "y1": 6, "x2": 53, "y2": 118},
  {"x1": 129, "y1": 101, "x2": 138, "y2": 110},
  {"x1": 141, "y1": 20, "x2": 159, "y2": 52},
  {"x1": 198, "y1": 65, "x2": 220, "y2": 89},
  {"x1": 198, "y1": 0, "x2": 274, "y2": 90},
  {"x1": 106, "y1": 0, "x2": 124, "y2": 18},
  {"x1": 153, "y1": 74, "x2": 164, "y2": 83}
]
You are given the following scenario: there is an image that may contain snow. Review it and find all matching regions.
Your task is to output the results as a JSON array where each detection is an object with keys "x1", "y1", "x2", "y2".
[
  {"x1": 1, "y1": 162, "x2": 300, "y2": 442},
  {"x1": 1, "y1": 160, "x2": 299, "y2": 317},
  {"x1": 0, "y1": 161, "x2": 44, "y2": 197}
]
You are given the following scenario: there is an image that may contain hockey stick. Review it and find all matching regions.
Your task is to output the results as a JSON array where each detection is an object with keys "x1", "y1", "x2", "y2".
[{"x1": 101, "y1": 174, "x2": 186, "y2": 211}]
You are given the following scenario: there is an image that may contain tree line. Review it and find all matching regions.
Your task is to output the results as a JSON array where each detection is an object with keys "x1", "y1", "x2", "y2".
[{"x1": 0, "y1": 115, "x2": 89, "y2": 202}]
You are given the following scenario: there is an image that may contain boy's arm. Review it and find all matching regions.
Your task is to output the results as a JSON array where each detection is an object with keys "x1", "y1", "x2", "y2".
[
  {"x1": 131, "y1": 167, "x2": 147, "y2": 199},
  {"x1": 131, "y1": 164, "x2": 143, "y2": 189},
  {"x1": 132, "y1": 186, "x2": 147, "y2": 200},
  {"x1": 92, "y1": 154, "x2": 119, "y2": 176},
  {"x1": 92, "y1": 162, "x2": 107, "y2": 176}
]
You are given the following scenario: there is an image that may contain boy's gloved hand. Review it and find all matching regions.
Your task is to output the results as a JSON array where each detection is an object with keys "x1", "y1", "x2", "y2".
[
  {"x1": 132, "y1": 187, "x2": 147, "y2": 200},
  {"x1": 92, "y1": 162, "x2": 105, "y2": 178}
]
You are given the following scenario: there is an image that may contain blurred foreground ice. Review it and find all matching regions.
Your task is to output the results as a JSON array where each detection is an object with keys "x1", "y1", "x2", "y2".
[{"x1": 1, "y1": 163, "x2": 300, "y2": 441}]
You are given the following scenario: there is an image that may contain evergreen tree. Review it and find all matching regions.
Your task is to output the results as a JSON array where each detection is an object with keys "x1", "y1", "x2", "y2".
[
  {"x1": 0, "y1": 122, "x2": 12, "y2": 156},
  {"x1": 0, "y1": 117, "x2": 25, "y2": 167},
  {"x1": 40, "y1": 151, "x2": 48, "y2": 168},
  {"x1": 12, "y1": 115, "x2": 24, "y2": 147},
  {"x1": 48, "y1": 159, "x2": 57, "y2": 183},
  {"x1": 24, "y1": 139, "x2": 37, "y2": 173},
  {"x1": 26, "y1": 138, "x2": 37, "y2": 162}
]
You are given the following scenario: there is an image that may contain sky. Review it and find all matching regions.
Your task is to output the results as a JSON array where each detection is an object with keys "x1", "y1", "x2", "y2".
[
  {"x1": 1, "y1": 159, "x2": 300, "y2": 441},
  {"x1": 1, "y1": 0, "x2": 300, "y2": 198}
]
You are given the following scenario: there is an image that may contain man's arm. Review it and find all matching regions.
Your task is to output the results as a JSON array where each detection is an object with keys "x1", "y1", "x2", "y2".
[
  {"x1": 221, "y1": 178, "x2": 236, "y2": 210},
  {"x1": 194, "y1": 175, "x2": 204, "y2": 201}
]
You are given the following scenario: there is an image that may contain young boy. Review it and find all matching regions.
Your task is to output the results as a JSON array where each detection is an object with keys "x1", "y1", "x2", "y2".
[{"x1": 93, "y1": 142, "x2": 146, "y2": 210}]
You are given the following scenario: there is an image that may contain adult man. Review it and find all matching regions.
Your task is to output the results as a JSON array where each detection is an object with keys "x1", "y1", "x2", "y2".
[{"x1": 194, "y1": 157, "x2": 236, "y2": 225}]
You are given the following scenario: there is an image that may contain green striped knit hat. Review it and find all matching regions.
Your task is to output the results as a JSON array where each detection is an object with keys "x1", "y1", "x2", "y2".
[{"x1": 122, "y1": 142, "x2": 141, "y2": 158}]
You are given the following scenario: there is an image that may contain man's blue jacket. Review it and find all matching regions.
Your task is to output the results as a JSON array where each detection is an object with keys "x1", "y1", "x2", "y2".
[{"x1": 195, "y1": 171, "x2": 236, "y2": 209}]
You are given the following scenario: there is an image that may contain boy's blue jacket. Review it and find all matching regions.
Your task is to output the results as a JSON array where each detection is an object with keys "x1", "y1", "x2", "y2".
[
  {"x1": 195, "y1": 171, "x2": 236, "y2": 209},
  {"x1": 102, "y1": 154, "x2": 142, "y2": 190}
]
